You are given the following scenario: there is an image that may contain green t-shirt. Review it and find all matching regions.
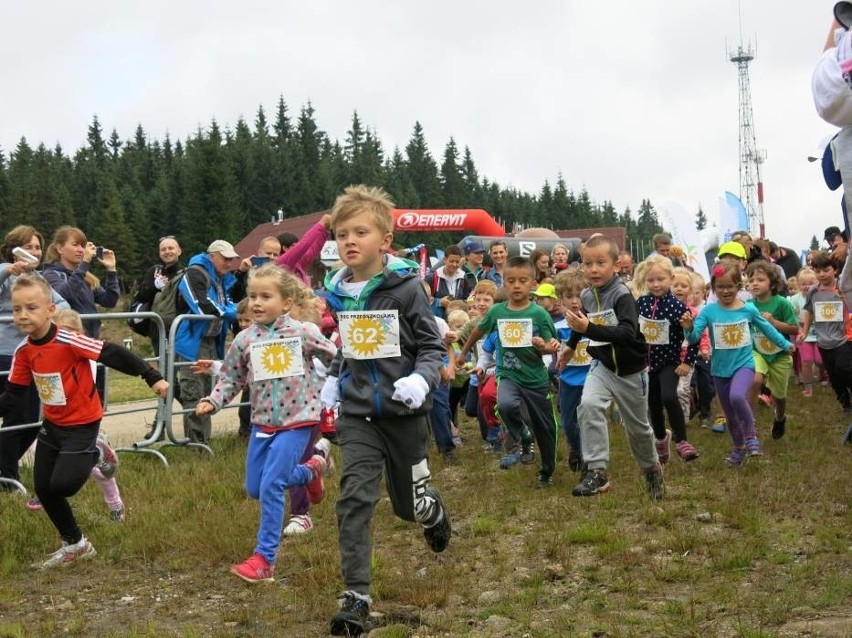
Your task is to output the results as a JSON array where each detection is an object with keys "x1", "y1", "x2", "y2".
[
  {"x1": 750, "y1": 295, "x2": 797, "y2": 363},
  {"x1": 477, "y1": 302, "x2": 556, "y2": 388}
]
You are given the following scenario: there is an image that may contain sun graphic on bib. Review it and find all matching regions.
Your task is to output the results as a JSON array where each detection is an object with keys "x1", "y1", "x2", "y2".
[
  {"x1": 259, "y1": 343, "x2": 294, "y2": 376},
  {"x1": 720, "y1": 324, "x2": 745, "y2": 347},
  {"x1": 755, "y1": 335, "x2": 777, "y2": 353},
  {"x1": 643, "y1": 324, "x2": 660, "y2": 341},
  {"x1": 821, "y1": 305, "x2": 839, "y2": 320},
  {"x1": 500, "y1": 321, "x2": 529, "y2": 347},
  {"x1": 347, "y1": 316, "x2": 384, "y2": 357},
  {"x1": 34, "y1": 376, "x2": 55, "y2": 403}
]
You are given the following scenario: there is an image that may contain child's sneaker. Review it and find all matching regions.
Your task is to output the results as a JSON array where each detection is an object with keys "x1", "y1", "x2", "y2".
[
  {"x1": 535, "y1": 473, "x2": 553, "y2": 488},
  {"x1": 38, "y1": 537, "x2": 96, "y2": 570},
  {"x1": 571, "y1": 469, "x2": 610, "y2": 496},
  {"x1": 699, "y1": 416, "x2": 711, "y2": 429},
  {"x1": 802, "y1": 385, "x2": 813, "y2": 398},
  {"x1": 95, "y1": 432, "x2": 118, "y2": 479},
  {"x1": 745, "y1": 437, "x2": 763, "y2": 457},
  {"x1": 110, "y1": 506, "x2": 125, "y2": 523},
  {"x1": 330, "y1": 591, "x2": 371, "y2": 636},
  {"x1": 422, "y1": 487, "x2": 451, "y2": 553},
  {"x1": 230, "y1": 553, "x2": 275, "y2": 583},
  {"x1": 675, "y1": 440, "x2": 699, "y2": 462},
  {"x1": 771, "y1": 415, "x2": 786, "y2": 440},
  {"x1": 712, "y1": 417, "x2": 727, "y2": 433},
  {"x1": 758, "y1": 392, "x2": 772, "y2": 407},
  {"x1": 304, "y1": 454, "x2": 327, "y2": 504},
  {"x1": 25, "y1": 497, "x2": 42, "y2": 511},
  {"x1": 725, "y1": 447, "x2": 748, "y2": 467},
  {"x1": 644, "y1": 467, "x2": 665, "y2": 500},
  {"x1": 843, "y1": 423, "x2": 852, "y2": 445},
  {"x1": 520, "y1": 442, "x2": 536, "y2": 465},
  {"x1": 499, "y1": 452, "x2": 521, "y2": 469},
  {"x1": 283, "y1": 514, "x2": 313, "y2": 535},
  {"x1": 655, "y1": 429, "x2": 672, "y2": 464}
]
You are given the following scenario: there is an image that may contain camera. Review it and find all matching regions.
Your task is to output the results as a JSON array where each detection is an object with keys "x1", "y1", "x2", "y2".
[
  {"x1": 12, "y1": 246, "x2": 39, "y2": 265},
  {"x1": 250, "y1": 255, "x2": 270, "y2": 267},
  {"x1": 96, "y1": 246, "x2": 104, "y2": 259}
]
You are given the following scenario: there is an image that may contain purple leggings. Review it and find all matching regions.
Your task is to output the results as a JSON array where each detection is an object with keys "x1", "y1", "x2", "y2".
[
  {"x1": 713, "y1": 368, "x2": 755, "y2": 448},
  {"x1": 289, "y1": 423, "x2": 320, "y2": 516}
]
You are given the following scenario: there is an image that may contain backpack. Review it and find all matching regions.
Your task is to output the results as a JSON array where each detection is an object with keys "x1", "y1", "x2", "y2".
[
  {"x1": 151, "y1": 267, "x2": 190, "y2": 333},
  {"x1": 125, "y1": 290, "x2": 152, "y2": 337}
]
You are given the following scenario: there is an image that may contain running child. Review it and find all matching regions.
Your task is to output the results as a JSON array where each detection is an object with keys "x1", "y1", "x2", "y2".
[
  {"x1": 680, "y1": 263, "x2": 793, "y2": 466},
  {"x1": 745, "y1": 261, "x2": 798, "y2": 441},
  {"x1": 635, "y1": 256, "x2": 700, "y2": 462},
  {"x1": 458, "y1": 256, "x2": 561, "y2": 486},
  {"x1": 552, "y1": 269, "x2": 591, "y2": 471},
  {"x1": 788, "y1": 267, "x2": 824, "y2": 397},
  {"x1": 0, "y1": 275, "x2": 168, "y2": 568},
  {"x1": 53, "y1": 308, "x2": 126, "y2": 522},
  {"x1": 321, "y1": 185, "x2": 450, "y2": 636},
  {"x1": 196, "y1": 264, "x2": 336, "y2": 583},
  {"x1": 797, "y1": 252, "x2": 852, "y2": 414},
  {"x1": 558, "y1": 235, "x2": 664, "y2": 499}
]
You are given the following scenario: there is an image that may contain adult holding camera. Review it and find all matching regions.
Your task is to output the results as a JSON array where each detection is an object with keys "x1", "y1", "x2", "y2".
[
  {"x1": 0, "y1": 226, "x2": 68, "y2": 489},
  {"x1": 230, "y1": 236, "x2": 282, "y2": 301},
  {"x1": 42, "y1": 226, "x2": 120, "y2": 339}
]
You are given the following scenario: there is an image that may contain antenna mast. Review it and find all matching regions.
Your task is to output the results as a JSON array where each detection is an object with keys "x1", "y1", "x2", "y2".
[{"x1": 729, "y1": 7, "x2": 766, "y2": 237}]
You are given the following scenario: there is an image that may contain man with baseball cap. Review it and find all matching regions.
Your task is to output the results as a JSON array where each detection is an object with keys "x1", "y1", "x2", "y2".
[
  {"x1": 173, "y1": 239, "x2": 240, "y2": 443},
  {"x1": 461, "y1": 239, "x2": 488, "y2": 281}
]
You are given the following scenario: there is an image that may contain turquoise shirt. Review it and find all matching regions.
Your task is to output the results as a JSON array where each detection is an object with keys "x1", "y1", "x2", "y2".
[{"x1": 685, "y1": 302, "x2": 791, "y2": 378}]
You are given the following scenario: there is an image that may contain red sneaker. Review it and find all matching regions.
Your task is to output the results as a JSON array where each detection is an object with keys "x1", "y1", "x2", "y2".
[
  {"x1": 305, "y1": 454, "x2": 327, "y2": 504},
  {"x1": 230, "y1": 553, "x2": 275, "y2": 583}
]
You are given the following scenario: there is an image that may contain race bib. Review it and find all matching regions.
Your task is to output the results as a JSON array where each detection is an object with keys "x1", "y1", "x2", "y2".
[
  {"x1": 250, "y1": 338, "x2": 304, "y2": 381},
  {"x1": 586, "y1": 309, "x2": 617, "y2": 347},
  {"x1": 497, "y1": 318, "x2": 533, "y2": 348},
  {"x1": 639, "y1": 316, "x2": 670, "y2": 345},
  {"x1": 753, "y1": 331, "x2": 782, "y2": 356},
  {"x1": 567, "y1": 339, "x2": 592, "y2": 367},
  {"x1": 814, "y1": 301, "x2": 844, "y2": 323},
  {"x1": 712, "y1": 320, "x2": 750, "y2": 350},
  {"x1": 33, "y1": 372, "x2": 67, "y2": 406},
  {"x1": 338, "y1": 310, "x2": 401, "y2": 360}
]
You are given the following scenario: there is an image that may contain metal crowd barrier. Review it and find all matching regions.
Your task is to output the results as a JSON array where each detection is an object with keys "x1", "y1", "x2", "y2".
[{"x1": 0, "y1": 310, "x2": 248, "y2": 494}]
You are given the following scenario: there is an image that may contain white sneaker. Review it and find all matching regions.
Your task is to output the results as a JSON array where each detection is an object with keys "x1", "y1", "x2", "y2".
[
  {"x1": 315, "y1": 437, "x2": 334, "y2": 475},
  {"x1": 37, "y1": 537, "x2": 96, "y2": 570},
  {"x1": 283, "y1": 514, "x2": 314, "y2": 535}
]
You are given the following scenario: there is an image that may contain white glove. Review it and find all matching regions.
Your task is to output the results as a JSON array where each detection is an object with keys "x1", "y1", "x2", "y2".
[
  {"x1": 313, "y1": 357, "x2": 328, "y2": 379},
  {"x1": 320, "y1": 376, "x2": 339, "y2": 408},
  {"x1": 392, "y1": 373, "x2": 429, "y2": 409}
]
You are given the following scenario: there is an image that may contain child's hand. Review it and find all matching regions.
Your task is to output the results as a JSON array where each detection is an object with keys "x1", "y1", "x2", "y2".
[
  {"x1": 565, "y1": 309, "x2": 589, "y2": 333},
  {"x1": 699, "y1": 347, "x2": 710, "y2": 359},
  {"x1": 679, "y1": 311, "x2": 694, "y2": 330},
  {"x1": 531, "y1": 336, "x2": 546, "y2": 351},
  {"x1": 556, "y1": 345, "x2": 575, "y2": 370},
  {"x1": 196, "y1": 400, "x2": 215, "y2": 416},
  {"x1": 440, "y1": 366, "x2": 454, "y2": 383},
  {"x1": 444, "y1": 330, "x2": 458, "y2": 345},
  {"x1": 787, "y1": 342, "x2": 796, "y2": 354},
  {"x1": 191, "y1": 359, "x2": 216, "y2": 375},
  {"x1": 674, "y1": 363, "x2": 692, "y2": 377},
  {"x1": 151, "y1": 380, "x2": 169, "y2": 399},
  {"x1": 796, "y1": 333, "x2": 806, "y2": 344},
  {"x1": 761, "y1": 312, "x2": 773, "y2": 321}
]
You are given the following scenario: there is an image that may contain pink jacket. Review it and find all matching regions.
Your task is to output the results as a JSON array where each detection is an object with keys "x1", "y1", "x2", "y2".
[{"x1": 276, "y1": 222, "x2": 329, "y2": 285}]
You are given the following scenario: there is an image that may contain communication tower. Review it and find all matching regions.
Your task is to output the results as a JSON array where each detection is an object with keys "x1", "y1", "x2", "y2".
[{"x1": 730, "y1": 41, "x2": 766, "y2": 238}]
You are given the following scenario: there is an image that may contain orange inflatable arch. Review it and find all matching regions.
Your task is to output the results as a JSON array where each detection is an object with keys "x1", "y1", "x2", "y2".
[{"x1": 391, "y1": 209, "x2": 506, "y2": 236}]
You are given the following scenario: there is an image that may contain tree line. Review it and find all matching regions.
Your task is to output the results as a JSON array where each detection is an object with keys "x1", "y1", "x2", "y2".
[{"x1": 0, "y1": 96, "x2": 665, "y2": 283}]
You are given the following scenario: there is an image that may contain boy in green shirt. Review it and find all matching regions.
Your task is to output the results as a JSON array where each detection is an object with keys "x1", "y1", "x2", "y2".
[{"x1": 458, "y1": 257, "x2": 560, "y2": 486}]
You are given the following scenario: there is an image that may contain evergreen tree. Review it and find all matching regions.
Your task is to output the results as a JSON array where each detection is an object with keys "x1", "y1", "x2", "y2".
[
  {"x1": 810, "y1": 235, "x2": 820, "y2": 251},
  {"x1": 440, "y1": 137, "x2": 466, "y2": 207},
  {"x1": 405, "y1": 122, "x2": 442, "y2": 207},
  {"x1": 460, "y1": 146, "x2": 479, "y2": 203},
  {"x1": 696, "y1": 205, "x2": 708, "y2": 230}
]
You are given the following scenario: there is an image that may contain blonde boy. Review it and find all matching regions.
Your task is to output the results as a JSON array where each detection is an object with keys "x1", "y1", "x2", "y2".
[{"x1": 321, "y1": 185, "x2": 450, "y2": 637}]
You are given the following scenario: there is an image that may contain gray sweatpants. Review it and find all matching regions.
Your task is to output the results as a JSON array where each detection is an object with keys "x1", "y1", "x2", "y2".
[
  {"x1": 496, "y1": 378, "x2": 558, "y2": 478},
  {"x1": 577, "y1": 361, "x2": 659, "y2": 471},
  {"x1": 176, "y1": 337, "x2": 217, "y2": 443},
  {"x1": 335, "y1": 413, "x2": 446, "y2": 596}
]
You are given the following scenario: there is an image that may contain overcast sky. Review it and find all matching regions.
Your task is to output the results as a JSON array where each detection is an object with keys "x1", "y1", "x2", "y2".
[{"x1": 1, "y1": 1, "x2": 842, "y2": 252}]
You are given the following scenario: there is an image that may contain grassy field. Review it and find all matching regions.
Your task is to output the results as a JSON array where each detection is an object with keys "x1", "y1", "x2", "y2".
[{"x1": 0, "y1": 378, "x2": 849, "y2": 638}]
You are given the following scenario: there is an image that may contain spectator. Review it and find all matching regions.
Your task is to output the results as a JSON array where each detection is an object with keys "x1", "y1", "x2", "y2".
[
  {"x1": 231, "y1": 236, "x2": 283, "y2": 301},
  {"x1": 174, "y1": 240, "x2": 239, "y2": 444},
  {"x1": 769, "y1": 242, "x2": 803, "y2": 279},
  {"x1": 429, "y1": 245, "x2": 476, "y2": 319},
  {"x1": 276, "y1": 215, "x2": 332, "y2": 286},
  {"x1": 651, "y1": 233, "x2": 673, "y2": 259},
  {"x1": 529, "y1": 248, "x2": 551, "y2": 284},
  {"x1": 618, "y1": 250, "x2": 635, "y2": 282},
  {"x1": 483, "y1": 240, "x2": 508, "y2": 287},
  {"x1": 133, "y1": 235, "x2": 184, "y2": 353},
  {"x1": 42, "y1": 226, "x2": 120, "y2": 339},
  {"x1": 461, "y1": 239, "x2": 488, "y2": 281}
]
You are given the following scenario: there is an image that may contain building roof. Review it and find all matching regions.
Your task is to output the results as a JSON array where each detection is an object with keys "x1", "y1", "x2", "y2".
[{"x1": 234, "y1": 210, "x2": 329, "y2": 257}]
